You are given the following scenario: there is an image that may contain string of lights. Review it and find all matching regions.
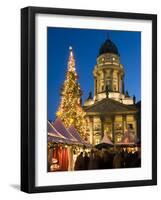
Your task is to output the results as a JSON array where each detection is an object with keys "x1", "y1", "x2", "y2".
[{"x1": 56, "y1": 47, "x2": 87, "y2": 139}]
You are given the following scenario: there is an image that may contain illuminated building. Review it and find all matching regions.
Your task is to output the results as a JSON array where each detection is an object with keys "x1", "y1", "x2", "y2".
[{"x1": 84, "y1": 39, "x2": 140, "y2": 145}]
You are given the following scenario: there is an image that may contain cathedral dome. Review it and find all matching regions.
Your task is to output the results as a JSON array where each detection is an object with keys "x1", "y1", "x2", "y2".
[{"x1": 99, "y1": 39, "x2": 119, "y2": 56}]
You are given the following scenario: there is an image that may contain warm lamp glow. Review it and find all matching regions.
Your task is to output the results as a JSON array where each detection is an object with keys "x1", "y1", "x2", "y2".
[{"x1": 56, "y1": 47, "x2": 87, "y2": 138}]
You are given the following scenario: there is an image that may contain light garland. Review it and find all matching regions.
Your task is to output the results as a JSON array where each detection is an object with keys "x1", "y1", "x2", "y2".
[{"x1": 56, "y1": 47, "x2": 87, "y2": 139}]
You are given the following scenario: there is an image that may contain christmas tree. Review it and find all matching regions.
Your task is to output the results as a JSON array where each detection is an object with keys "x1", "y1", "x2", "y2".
[{"x1": 56, "y1": 47, "x2": 86, "y2": 139}]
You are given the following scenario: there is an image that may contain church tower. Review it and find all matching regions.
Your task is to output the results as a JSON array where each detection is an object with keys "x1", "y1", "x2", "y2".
[
  {"x1": 94, "y1": 39, "x2": 124, "y2": 99},
  {"x1": 84, "y1": 38, "x2": 139, "y2": 145},
  {"x1": 84, "y1": 38, "x2": 134, "y2": 106}
]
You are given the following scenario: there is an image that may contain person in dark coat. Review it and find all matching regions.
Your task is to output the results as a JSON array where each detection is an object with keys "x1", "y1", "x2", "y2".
[
  {"x1": 108, "y1": 151, "x2": 114, "y2": 169},
  {"x1": 130, "y1": 151, "x2": 141, "y2": 168},
  {"x1": 113, "y1": 152, "x2": 122, "y2": 168},
  {"x1": 74, "y1": 152, "x2": 84, "y2": 170},
  {"x1": 95, "y1": 151, "x2": 102, "y2": 169},
  {"x1": 83, "y1": 152, "x2": 90, "y2": 170},
  {"x1": 88, "y1": 150, "x2": 99, "y2": 170},
  {"x1": 102, "y1": 150, "x2": 109, "y2": 169}
]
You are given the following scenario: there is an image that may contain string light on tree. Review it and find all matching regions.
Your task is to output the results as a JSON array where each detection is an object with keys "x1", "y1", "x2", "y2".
[{"x1": 56, "y1": 46, "x2": 87, "y2": 139}]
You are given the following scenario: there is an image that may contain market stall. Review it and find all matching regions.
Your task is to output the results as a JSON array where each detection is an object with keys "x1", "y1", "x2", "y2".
[
  {"x1": 95, "y1": 133, "x2": 113, "y2": 149},
  {"x1": 116, "y1": 129, "x2": 140, "y2": 154},
  {"x1": 67, "y1": 126, "x2": 92, "y2": 167},
  {"x1": 48, "y1": 118, "x2": 86, "y2": 172}
]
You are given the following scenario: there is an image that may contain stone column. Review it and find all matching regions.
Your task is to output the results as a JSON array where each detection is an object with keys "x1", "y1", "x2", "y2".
[
  {"x1": 120, "y1": 76, "x2": 122, "y2": 93},
  {"x1": 96, "y1": 74, "x2": 98, "y2": 94},
  {"x1": 111, "y1": 69, "x2": 114, "y2": 91},
  {"x1": 89, "y1": 117, "x2": 94, "y2": 144},
  {"x1": 120, "y1": 78, "x2": 122, "y2": 94},
  {"x1": 133, "y1": 115, "x2": 137, "y2": 137},
  {"x1": 97, "y1": 73, "x2": 100, "y2": 93},
  {"x1": 103, "y1": 69, "x2": 106, "y2": 92},
  {"x1": 122, "y1": 75, "x2": 125, "y2": 94},
  {"x1": 117, "y1": 72, "x2": 120, "y2": 92},
  {"x1": 135, "y1": 113, "x2": 141, "y2": 141},
  {"x1": 122, "y1": 115, "x2": 126, "y2": 134},
  {"x1": 124, "y1": 115, "x2": 128, "y2": 131},
  {"x1": 111, "y1": 116, "x2": 115, "y2": 143},
  {"x1": 94, "y1": 77, "x2": 97, "y2": 96},
  {"x1": 100, "y1": 116, "x2": 105, "y2": 139}
]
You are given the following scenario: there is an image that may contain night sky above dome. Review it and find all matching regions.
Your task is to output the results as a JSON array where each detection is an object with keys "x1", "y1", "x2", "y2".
[{"x1": 47, "y1": 28, "x2": 141, "y2": 121}]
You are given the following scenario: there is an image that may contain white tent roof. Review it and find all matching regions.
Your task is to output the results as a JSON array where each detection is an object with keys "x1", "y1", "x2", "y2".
[
  {"x1": 67, "y1": 126, "x2": 85, "y2": 144},
  {"x1": 47, "y1": 121, "x2": 67, "y2": 144},
  {"x1": 68, "y1": 126, "x2": 91, "y2": 147},
  {"x1": 47, "y1": 121, "x2": 66, "y2": 139},
  {"x1": 119, "y1": 130, "x2": 137, "y2": 144},
  {"x1": 99, "y1": 133, "x2": 113, "y2": 145},
  {"x1": 52, "y1": 118, "x2": 77, "y2": 141}
]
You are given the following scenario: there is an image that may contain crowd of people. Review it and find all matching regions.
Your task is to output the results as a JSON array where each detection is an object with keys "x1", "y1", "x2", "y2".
[{"x1": 74, "y1": 148, "x2": 141, "y2": 171}]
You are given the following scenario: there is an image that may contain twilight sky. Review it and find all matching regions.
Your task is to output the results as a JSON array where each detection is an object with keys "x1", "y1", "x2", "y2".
[{"x1": 47, "y1": 27, "x2": 141, "y2": 121}]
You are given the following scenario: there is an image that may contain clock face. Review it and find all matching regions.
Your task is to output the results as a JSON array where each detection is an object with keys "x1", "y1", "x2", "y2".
[{"x1": 112, "y1": 57, "x2": 115, "y2": 61}]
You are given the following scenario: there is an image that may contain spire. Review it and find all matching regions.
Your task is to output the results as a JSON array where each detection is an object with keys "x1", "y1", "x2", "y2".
[
  {"x1": 68, "y1": 46, "x2": 75, "y2": 72},
  {"x1": 133, "y1": 95, "x2": 136, "y2": 104},
  {"x1": 106, "y1": 31, "x2": 110, "y2": 40}
]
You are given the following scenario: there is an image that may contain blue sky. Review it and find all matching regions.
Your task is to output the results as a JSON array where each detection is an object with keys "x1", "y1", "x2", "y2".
[{"x1": 47, "y1": 27, "x2": 141, "y2": 121}]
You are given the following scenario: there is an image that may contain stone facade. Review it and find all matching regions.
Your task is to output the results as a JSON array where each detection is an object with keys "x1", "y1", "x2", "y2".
[{"x1": 84, "y1": 39, "x2": 140, "y2": 145}]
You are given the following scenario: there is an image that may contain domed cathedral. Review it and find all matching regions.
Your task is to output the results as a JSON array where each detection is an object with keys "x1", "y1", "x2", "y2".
[{"x1": 84, "y1": 39, "x2": 140, "y2": 145}]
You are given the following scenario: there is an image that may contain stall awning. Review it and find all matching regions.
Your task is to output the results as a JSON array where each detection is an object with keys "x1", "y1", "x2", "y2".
[
  {"x1": 100, "y1": 133, "x2": 113, "y2": 145},
  {"x1": 52, "y1": 118, "x2": 81, "y2": 145},
  {"x1": 47, "y1": 121, "x2": 66, "y2": 143},
  {"x1": 118, "y1": 130, "x2": 138, "y2": 145},
  {"x1": 95, "y1": 134, "x2": 113, "y2": 149},
  {"x1": 68, "y1": 126, "x2": 91, "y2": 147}
]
